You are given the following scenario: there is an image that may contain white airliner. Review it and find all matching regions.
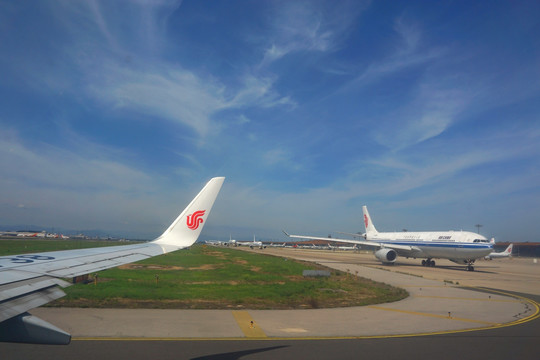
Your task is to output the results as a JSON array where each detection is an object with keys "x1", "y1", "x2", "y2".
[
  {"x1": 485, "y1": 243, "x2": 513, "y2": 260},
  {"x1": 236, "y1": 235, "x2": 266, "y2": 249},
  {"x1": 224, "y1": 235, "x2": 237, "y2": 246},
  {"x1": 285, "y1": 205, "x2": 493, "y2": 271},
  {"x1": 0, "y1": 177, "x2": 225, "y2": 345}
]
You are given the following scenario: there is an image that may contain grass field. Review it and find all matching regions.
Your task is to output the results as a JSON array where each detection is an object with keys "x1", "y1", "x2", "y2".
[{"x1": 0, "y1": 239, "x2": 407, "y2": 309}]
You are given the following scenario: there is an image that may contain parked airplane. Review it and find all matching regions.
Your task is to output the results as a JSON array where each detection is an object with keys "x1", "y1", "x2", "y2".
[
  {"x1": 204, "y1": 240, "x2": 224, "y2": 246},
  {"x1": 0, "y1": 177, "x2": 225, "y2": 345},
  {"x1": 236, "y1": 235, "x2": 265, "y2": 249},
  {"x1": 267, "y1": 242, "x2": 286, "y2": 248},
  {"x1": 223, "y1": 235, "x2": 237, "y2": 246},
  {"x1": 285, "y1": 205, "x2": 493, "y2": 271},
  {"x1": 485, "y1": 243, "x2": 513, "y2": 260}
]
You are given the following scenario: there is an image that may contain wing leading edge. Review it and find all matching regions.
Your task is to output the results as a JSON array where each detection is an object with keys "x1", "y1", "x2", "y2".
[
  {"x1": 283, "y1": 232, "x2": 415, "y2": 251},
  {"x1": 0, "y1": 177, "x2": 225, "y2": 345}
]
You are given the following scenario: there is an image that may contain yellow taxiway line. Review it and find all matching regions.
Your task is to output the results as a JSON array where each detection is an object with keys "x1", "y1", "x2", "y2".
[{"x1": 231, "y1": 310, "x2": 267, "y2": 338}]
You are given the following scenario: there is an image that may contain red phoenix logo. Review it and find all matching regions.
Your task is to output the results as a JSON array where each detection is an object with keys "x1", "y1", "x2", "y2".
[
  {"x1": 187, "y1": 210, "x2": 206, "y2": 230},
  {"x1": 364, "y1": 214, "x2": 369, "y2": 228}
]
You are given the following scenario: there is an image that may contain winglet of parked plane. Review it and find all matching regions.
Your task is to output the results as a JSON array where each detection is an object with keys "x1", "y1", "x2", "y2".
[{"x1": 153, "y1": 177, "x2": 225, "y2": 251}]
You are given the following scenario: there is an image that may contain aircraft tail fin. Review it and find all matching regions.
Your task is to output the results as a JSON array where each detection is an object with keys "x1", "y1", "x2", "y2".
[
  {"x1": 153, "y1": 177, "x2": 225, "y2": 250},
  {"x1": 505, "y1": 243, "x2": 513, "y2": 255},
  {"x1": 362, "y1": 206, "x2": 378, "y2": 235}
]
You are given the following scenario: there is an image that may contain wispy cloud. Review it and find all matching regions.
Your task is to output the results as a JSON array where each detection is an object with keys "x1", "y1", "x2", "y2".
[
  {"x1": 229, "y1": 74, "x2": 296, "y2": 109},
  {"x1": 0, "y1": 128, "x2": 154, "y2": 194},
  {"x1": 89, "y1": 64, "x2": 227, "y2": 137},
  {"x1": 370, "y1": 78, "x2": 471, "y2": 149},
  {"x1": 260, "y1": 1, "x2": 366, "y2": 65},
  {"x1": 352, "y1": 18, "x2": 445, "y2": 86},
  {"x1": 44, "y1": 2, "x2": 296, "y2": 139}
]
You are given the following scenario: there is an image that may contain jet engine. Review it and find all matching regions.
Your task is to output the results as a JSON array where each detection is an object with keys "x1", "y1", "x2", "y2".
[{"x1": 375, "y1": 248, "x2": 397, "y2": 264}]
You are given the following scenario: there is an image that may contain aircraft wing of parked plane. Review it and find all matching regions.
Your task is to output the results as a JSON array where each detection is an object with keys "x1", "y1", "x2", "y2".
[
  {"x1": 285, "y1": 205, "x2": 493, "y2": 271},
  {"x1": 0, "y1": 177, "x2": 225, "y2": 345}
]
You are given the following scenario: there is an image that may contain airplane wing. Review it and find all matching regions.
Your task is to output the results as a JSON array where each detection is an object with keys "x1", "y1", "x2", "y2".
[
  {"x1": 0, "y1": 177, "x2": 225, "y2": 345},
  {"x1": 283, "y1": 231, "x2": 417, "y2": 252}
]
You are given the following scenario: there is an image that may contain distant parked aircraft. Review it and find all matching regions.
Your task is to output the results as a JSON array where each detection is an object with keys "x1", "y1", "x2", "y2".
[
  {"x1": 236, "y1": 235, "x2": 266, "y2": 249},
  {"x1": 485, "y1": 243, "x2": 513, "y2": 260}
]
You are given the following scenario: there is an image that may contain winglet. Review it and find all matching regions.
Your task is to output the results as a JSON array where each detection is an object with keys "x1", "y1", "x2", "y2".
[
  {"x1": 153, "y1": 177, "x2": 225, "y2": 251},
  {"x1": 282, "y1": 230, "x2": 291, "y2": 237}
]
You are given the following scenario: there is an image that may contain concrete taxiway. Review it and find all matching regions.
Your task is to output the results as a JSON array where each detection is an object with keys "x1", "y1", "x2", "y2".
[{"x1": 28, "y1": 248, "x2": 539, "y2": 340}]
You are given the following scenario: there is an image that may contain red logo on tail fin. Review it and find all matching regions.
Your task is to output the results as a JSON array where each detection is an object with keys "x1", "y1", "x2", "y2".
[
  {"x1": 187, "y1": 210, "x2": 206, "y2": 230},
  {"x1": 364, "y1": 214, "x2": 369, "y2": 229}
]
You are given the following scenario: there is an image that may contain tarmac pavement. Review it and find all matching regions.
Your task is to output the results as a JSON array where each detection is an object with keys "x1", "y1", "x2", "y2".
[{"x1": 29, "y1": 248, "x2": 538, "y2": 340}]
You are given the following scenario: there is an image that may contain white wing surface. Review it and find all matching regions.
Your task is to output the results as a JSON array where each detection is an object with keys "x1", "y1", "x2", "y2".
[
  {"x1": 284, "y1": 232, "x2": 415, "y2": 251},
  {"x1": 0, "y1": 177, "x2": 224, "y2": 345}
]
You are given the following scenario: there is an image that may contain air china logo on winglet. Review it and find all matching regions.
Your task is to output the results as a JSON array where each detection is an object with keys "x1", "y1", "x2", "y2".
[
  {"x1": 187, "y1": 210, "x2": 206, "y2": 230},
  {"x1": 364, "y1": 214, "x2": 369, "y2": 228}
]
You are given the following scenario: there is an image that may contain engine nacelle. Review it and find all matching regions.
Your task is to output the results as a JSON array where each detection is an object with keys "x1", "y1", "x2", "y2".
[{"x1": 375, "y1": 248, "x2": 397, "y2": 264}]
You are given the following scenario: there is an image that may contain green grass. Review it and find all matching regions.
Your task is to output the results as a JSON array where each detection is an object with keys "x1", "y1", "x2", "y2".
[{"x1": 0, "y1": 239, "x2": 408, "y2": 309}]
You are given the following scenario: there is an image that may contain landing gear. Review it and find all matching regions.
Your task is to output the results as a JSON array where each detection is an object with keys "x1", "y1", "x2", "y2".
[
  {"x1": 421, "y1": 259, "x2": 436, "y2": 267},
  {"x1": 466, "y1": 260, "x2": 475, "y2": 271}
]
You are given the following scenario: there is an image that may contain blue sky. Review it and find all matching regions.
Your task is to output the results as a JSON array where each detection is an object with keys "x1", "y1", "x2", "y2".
[{"x1": 0, "y1": 0, "x2": 539, "y2": 241}]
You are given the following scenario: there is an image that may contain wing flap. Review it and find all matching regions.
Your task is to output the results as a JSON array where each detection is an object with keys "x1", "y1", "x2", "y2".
[
  {"x1": 0, "y1": 276, "x2": 69, "y2": 322},
  {"x1": 0, "y1": 275, "x2": 69, "y2": 302}
]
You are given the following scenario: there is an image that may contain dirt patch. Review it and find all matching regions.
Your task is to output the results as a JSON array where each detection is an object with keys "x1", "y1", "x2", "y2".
[
  {"x1": 118, "y1": 264, "x2": 185, "y2": 271},
  {"x1": 202, "y1": 250, "x2": 227, "y2": 258},
  {"x1": 188, "y1": 264, "x2": 220, "y2": 270}
]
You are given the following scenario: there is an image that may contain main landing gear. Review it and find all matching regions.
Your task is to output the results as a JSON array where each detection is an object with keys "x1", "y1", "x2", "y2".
[
  {"x1": 422, "y1": 259, "x2": 435, "y2": 267},
  {"x1": 466, "y1": 263, "x2": 475, "y2": 271}
]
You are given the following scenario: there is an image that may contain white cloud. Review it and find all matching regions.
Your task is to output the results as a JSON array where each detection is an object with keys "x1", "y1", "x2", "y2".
[
  {"x1": 371, "y1": 82, "x2": 470, "y2": 149},
  {"x1": 0, "y1": 130, "x2": 179, "y2": 236},
  {"x1": 90, "y1": 65, "x2": 227, "y2": 137},
  {"x1": 260, "y1": 1, "x2": 366, "y2": 65},
  {"x1": 237, "y1": 114, "x2": 251, "y2": 125},
  {"x1": 229, "y1": 74, "x2": 296, "y2": 109},
  {"x1": 0, "y1": 131, "x2": 153, "y2": 194},
  {"x1": 37, "y1": 2, "x2": 296, "y2": 140}
]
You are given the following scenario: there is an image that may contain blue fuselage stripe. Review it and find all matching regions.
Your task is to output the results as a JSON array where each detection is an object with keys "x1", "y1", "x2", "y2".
[{"x1": 377, "y1": 241, "x2": 492, "y2": 249}]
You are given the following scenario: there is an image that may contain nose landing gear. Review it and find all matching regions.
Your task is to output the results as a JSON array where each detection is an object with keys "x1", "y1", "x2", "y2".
[{"x1": 422, "y1": 259, "x2": 436, "y2": 267}]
